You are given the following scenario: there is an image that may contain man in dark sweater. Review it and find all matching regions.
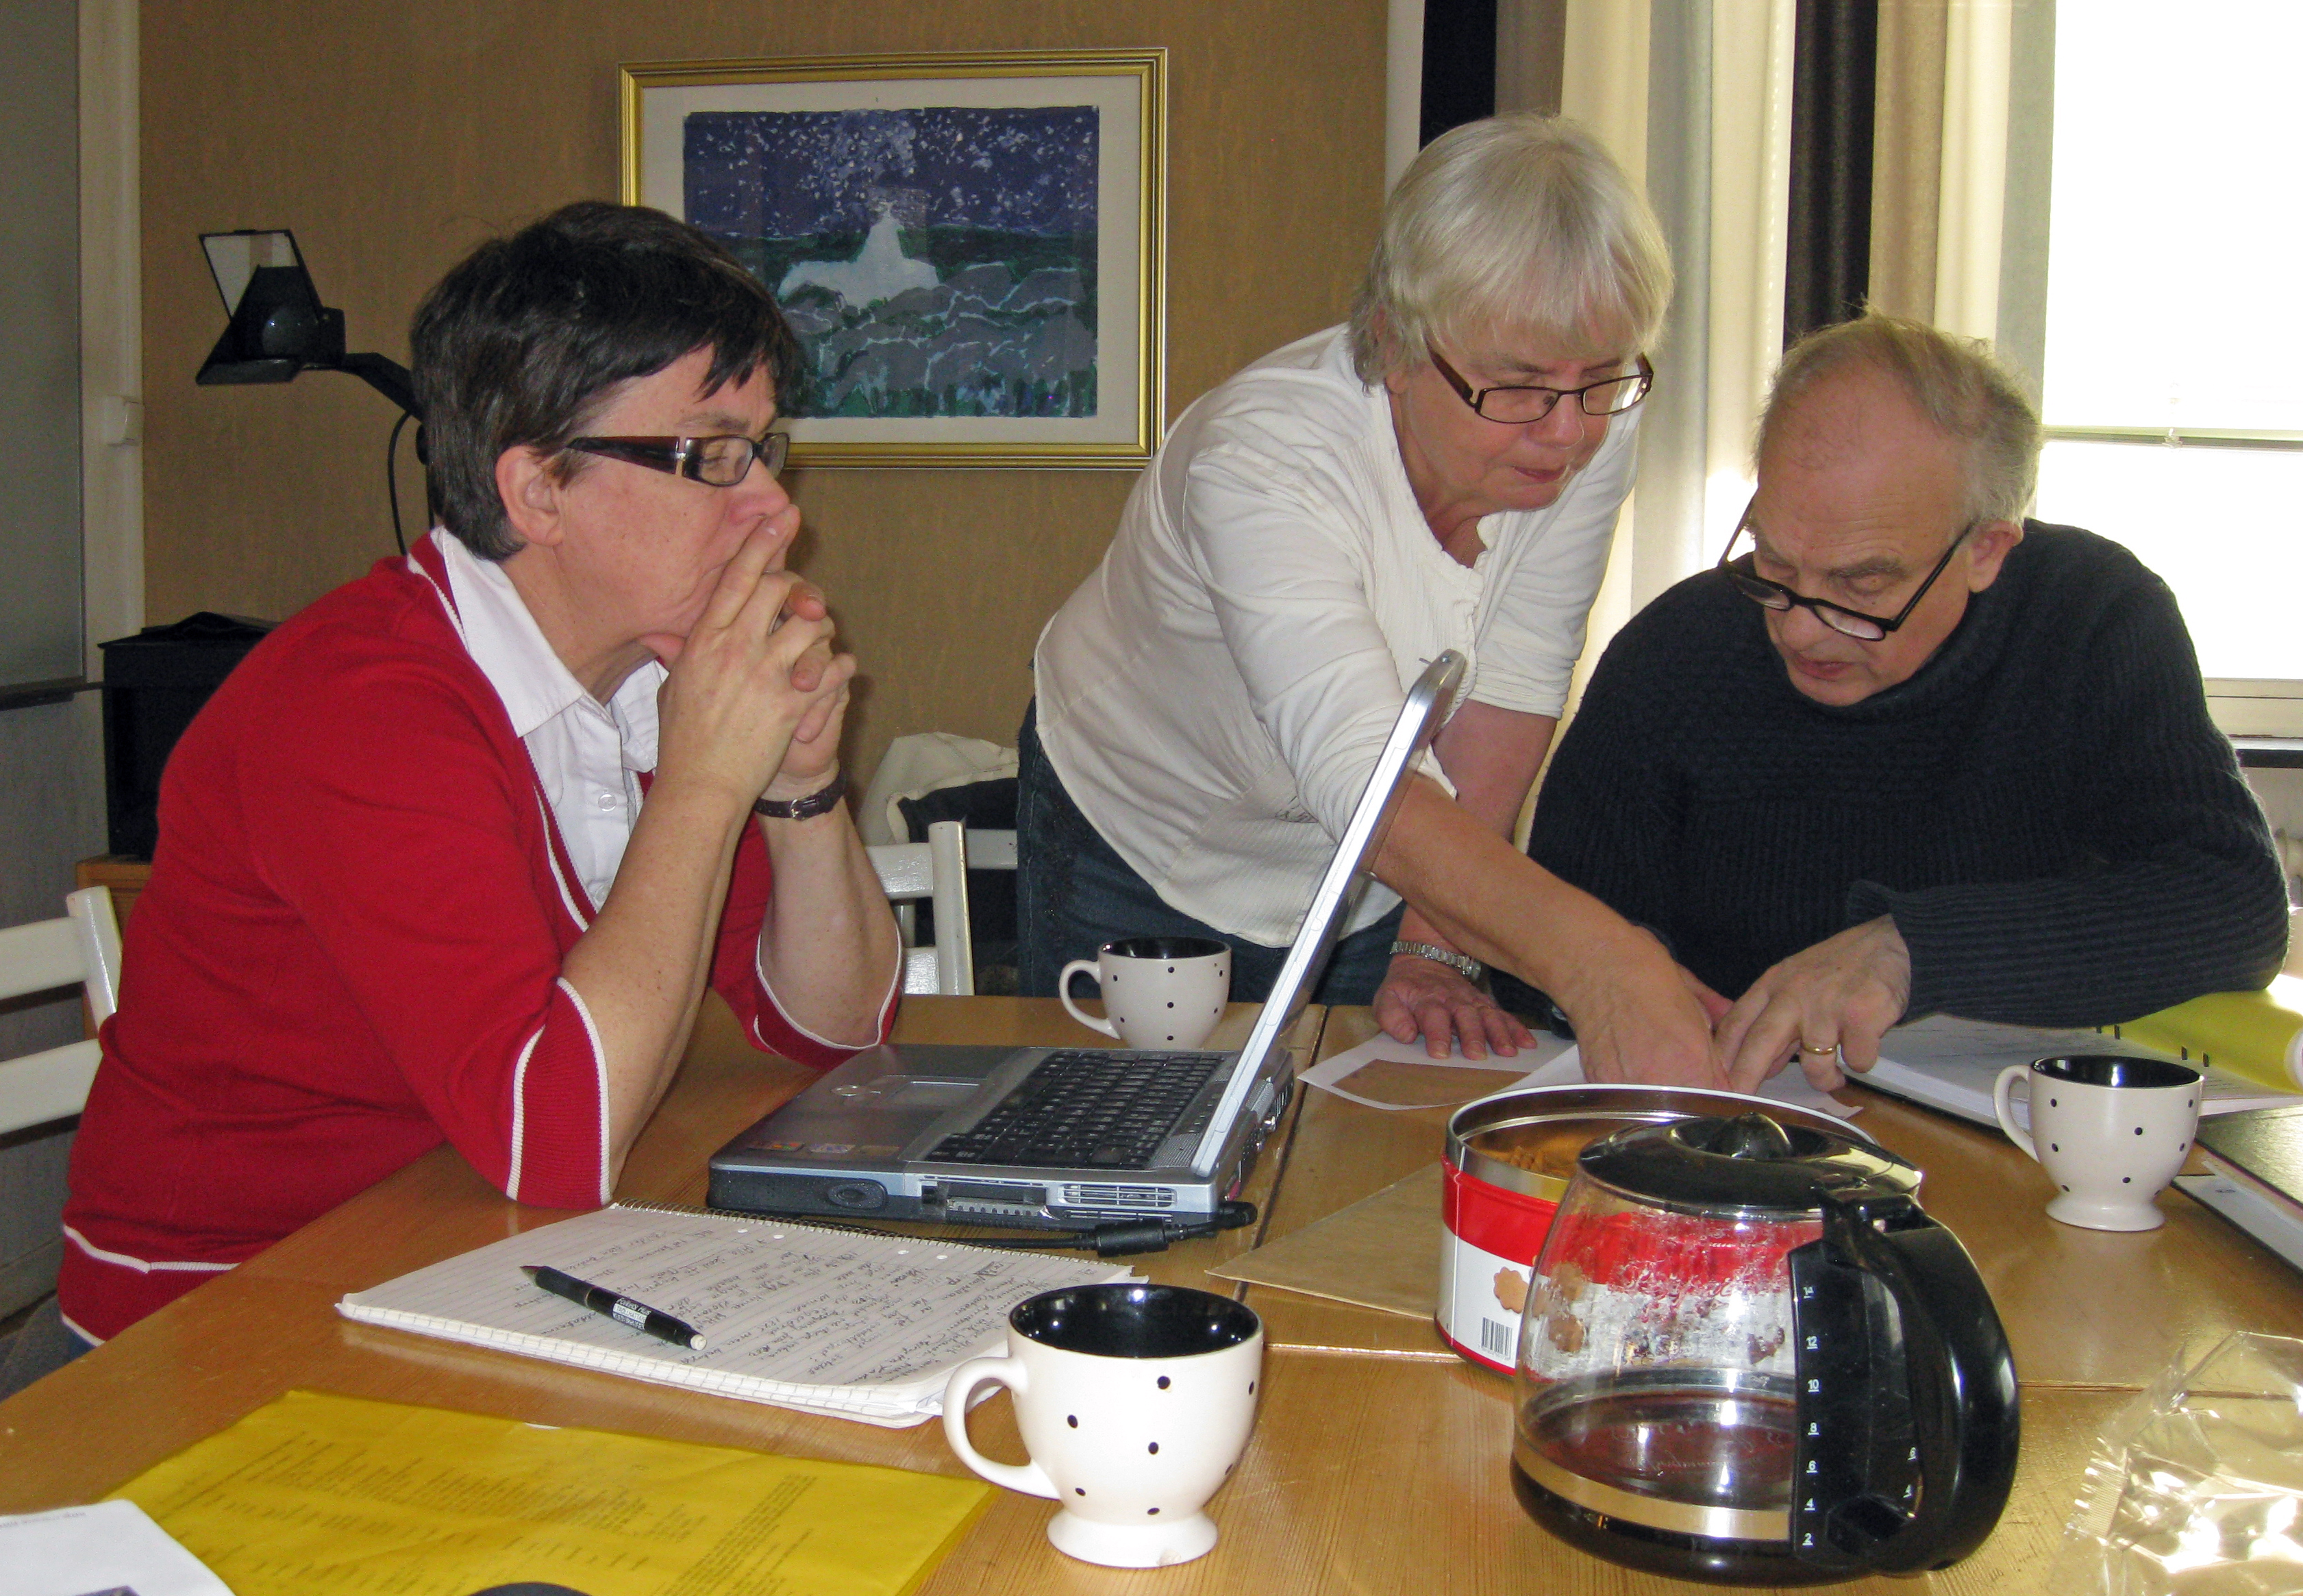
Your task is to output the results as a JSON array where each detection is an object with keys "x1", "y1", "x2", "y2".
[{"x1": 1496, "y1": 314, "x2": 2288, "y2": 1091}]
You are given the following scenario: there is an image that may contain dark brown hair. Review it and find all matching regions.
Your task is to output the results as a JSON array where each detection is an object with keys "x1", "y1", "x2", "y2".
[{"x1": 411, "y1": 201, "x2": 804, "y2": 560}]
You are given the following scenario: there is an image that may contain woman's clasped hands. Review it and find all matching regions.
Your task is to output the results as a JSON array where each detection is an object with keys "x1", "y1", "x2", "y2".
[{"x1": 651, "y1": 511, "x2": 857, "y2": 812}]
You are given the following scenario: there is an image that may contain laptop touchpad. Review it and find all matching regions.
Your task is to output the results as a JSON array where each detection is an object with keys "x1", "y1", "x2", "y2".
[{"x1": 884, "y1": 1077, "x2": 978, "y2": 1106}]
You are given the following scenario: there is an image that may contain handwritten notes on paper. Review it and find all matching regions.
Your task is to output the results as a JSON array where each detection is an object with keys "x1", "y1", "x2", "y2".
[
  {"x1": 111, "y1": 1389, "x2": 989, "y2": 1596},
  {"x1": 340, "y1": 1205, "x2": 1130, "y2": 1424}
]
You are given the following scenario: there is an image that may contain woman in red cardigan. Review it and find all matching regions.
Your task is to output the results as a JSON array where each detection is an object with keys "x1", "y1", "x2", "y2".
[{"x1": 34, "y1": 204, "x2": 901, "y2": 1373}]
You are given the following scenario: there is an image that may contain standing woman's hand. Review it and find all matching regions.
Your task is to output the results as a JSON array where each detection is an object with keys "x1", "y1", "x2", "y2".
[
  {"x1": 1556, "y1": 926, "x2": 1732, "y2": 1088},
  {"x1": 1374, "y1": 956, "x2": 1535, "y2": 1060}
]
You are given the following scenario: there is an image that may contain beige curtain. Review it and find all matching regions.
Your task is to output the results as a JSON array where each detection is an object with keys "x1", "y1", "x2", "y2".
[
  {"x1": 1517, "y1": 0, "x2": 2028, "y2": 693},
  {"x1": 1384, "y1": 0, "x2": 1426, "y2": 192},
  {"x1": 1872, "y1": 0, "x2": 2044, "y2": 374},
  {"x1": 1512, "y1": 0, "x2": 1795, "y2": 721}
]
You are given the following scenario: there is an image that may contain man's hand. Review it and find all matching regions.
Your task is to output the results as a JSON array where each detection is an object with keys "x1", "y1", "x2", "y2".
[
  {"x1": 1717, "y1": 916, "x2": 1913, "y2": 1092},
  {"x1": 1375, "y1": 954, "x2": 1536, "y2": 1060}
]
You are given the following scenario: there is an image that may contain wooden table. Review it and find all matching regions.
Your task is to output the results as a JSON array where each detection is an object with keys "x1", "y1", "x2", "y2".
[
  {"x1": 1, "y1": 999, "x2": 2295, "y2": 1595},
  {"x1": 0, "y1": 999, "x2": 1317, "y2": 1508}
]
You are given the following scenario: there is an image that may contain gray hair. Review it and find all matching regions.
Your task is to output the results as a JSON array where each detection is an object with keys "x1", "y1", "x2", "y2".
[
  {"x1": 1757, "y1": 313, "x2": 2042, "y2": 523},
  {"x1": 1348, "y1": 114, "x2": 1673, "y2": 384}
]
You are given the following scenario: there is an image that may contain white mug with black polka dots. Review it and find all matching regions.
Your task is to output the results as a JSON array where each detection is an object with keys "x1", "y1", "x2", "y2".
[
  {"x1": 941, "y1": 1282, "x2": 1263, "y2": 1567},
  {"x1": 1058, "y1": 936, "x2": 1232, "y2": 1051},
  {"x1": 1993, "y1": 1054, "x2": 2203, "y2": 1232}
]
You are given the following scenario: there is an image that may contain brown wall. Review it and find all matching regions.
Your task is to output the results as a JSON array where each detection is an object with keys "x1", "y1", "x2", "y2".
[{"x1": 142, "y1": 1, "x2": 1387, "y2": 782}]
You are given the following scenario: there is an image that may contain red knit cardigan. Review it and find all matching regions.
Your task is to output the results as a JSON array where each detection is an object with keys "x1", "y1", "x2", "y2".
[{"x1": 58, "y1": 536, "x2": 890, "y2": 1341}]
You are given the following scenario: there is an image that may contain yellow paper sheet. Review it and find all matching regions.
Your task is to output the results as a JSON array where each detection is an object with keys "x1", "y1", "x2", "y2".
[{"x1": 110, "y1": 1390, "x2": 988, "y2": 1596}]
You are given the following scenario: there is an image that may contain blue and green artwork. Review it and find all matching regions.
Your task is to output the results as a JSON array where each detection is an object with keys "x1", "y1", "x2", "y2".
[{"x1": 684, "y1": 105, "x2": 1100, "y2": 419}]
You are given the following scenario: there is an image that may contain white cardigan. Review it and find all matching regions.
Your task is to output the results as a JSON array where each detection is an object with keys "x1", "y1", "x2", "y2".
[{"x1": 1033, "y1": 325, "x2": 1637, "y2": 945}]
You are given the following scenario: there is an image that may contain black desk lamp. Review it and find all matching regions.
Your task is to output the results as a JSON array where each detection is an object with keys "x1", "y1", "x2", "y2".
[
  {"x1": 196, "y1": 229, "x2": 429, "y2": 547},
  {"x1": 194, "y1": 229, "x2": 418, "y2": 419}
]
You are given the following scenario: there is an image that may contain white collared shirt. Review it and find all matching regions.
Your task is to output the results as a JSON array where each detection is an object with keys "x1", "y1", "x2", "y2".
[
  {"x1": 433, "y1": 530, "x2": 665, "y2": 913},
  {"x1": 1033, "y1": 325, "x2": 1636, "y2": 945}
]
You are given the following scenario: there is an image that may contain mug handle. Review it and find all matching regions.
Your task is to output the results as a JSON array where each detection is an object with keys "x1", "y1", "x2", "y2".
[
  {"x1": 942, "y1": 1355, "x2": 1058, "y2": 1499},
  {"x1": 1058, "y1": 960, "x2": 1120, "y2": 1038},
  {"x1": 1991, "y1": 1066, "x2": 2039, "y2": 1160}
]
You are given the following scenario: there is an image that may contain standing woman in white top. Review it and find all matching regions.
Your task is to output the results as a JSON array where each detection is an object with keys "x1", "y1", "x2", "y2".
[{"x1": 1022, "y1": 115, "x2": 1725, "y2": 1083}]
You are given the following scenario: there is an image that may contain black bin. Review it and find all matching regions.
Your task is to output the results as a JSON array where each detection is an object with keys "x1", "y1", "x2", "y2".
[{"x1": 99, "y1": 612, "x2": 274, "y2": 859}]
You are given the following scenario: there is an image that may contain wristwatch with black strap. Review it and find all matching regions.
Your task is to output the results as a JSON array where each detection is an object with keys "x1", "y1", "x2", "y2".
[{"x1": 752, "y1": 771, "x2": 848, "y2": 821}]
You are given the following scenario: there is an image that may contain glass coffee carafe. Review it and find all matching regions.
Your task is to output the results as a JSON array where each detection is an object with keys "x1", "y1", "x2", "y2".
[{"x1": 1512, "y1": 1113, "x2": 2019, "y2": 1585}]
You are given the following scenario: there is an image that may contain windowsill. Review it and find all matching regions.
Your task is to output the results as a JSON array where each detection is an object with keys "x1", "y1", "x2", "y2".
[
  {"x1": 2210, "y1": 682, "x2": 2303, "y2": 739},
  {"x1": 2232, "y1": 737, "x2": 2303, "y2": 770},
  {"x1": 0, "y1": 677, "x2": 94, "y2": 712}
]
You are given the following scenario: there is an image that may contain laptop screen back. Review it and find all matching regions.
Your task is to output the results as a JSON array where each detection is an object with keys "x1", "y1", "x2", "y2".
[{"x1": 1185, "y1": 651, "x2": 1465, "y2": 1171}]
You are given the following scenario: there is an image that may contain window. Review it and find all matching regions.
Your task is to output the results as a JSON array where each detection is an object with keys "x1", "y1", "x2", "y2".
[{"x1": 2034, "y1": 2, "x2": 2303, "y2": 732}]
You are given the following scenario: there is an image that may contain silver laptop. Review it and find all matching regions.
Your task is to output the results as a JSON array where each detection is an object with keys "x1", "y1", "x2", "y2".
[{"x1": 706, "y1": 651, "x2": 1465, "y2": 1230}]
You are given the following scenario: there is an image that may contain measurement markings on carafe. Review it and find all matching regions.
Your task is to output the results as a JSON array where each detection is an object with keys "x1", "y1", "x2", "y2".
[{"x1": 1789, "y1": 1246, "x2": 1921, "y2": 1567}]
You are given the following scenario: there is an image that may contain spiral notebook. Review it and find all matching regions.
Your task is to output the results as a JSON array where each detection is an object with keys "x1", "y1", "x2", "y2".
[{"x1": 338, "y1": 1203, "x2": 1132, "y2": 1427}]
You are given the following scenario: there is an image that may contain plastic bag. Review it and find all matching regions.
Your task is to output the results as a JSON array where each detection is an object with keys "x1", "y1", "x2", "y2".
[{"x1": 2053, "y1": 1333, "x2": 2303, "y2": 1595}]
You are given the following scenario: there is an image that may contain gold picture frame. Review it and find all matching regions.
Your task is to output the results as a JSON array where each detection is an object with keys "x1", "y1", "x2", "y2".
[{"x1": 621, "y1": 49, "x2": 1167, "y2": 470}]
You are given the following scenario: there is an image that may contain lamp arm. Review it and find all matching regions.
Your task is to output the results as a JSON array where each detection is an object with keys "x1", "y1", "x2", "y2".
[{"x1": 334, "y1": 353, "x2": 420, "y2": 420}]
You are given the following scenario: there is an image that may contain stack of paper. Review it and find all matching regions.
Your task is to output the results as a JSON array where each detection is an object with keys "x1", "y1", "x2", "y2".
[{"x1": 111, "y1": 1389, "x2": 988, "y2": 1596}]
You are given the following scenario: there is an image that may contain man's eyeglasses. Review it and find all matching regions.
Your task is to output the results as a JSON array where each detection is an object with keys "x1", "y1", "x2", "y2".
[
  {"x1": 566, "y1": 432, "x2": 790, "y2": 486},
  {"x1": 1718, "y1": 496, "x2": 1978, "y2": 641},
  {"x1": 1427, "y1": 345, "x2": 1654, "y2": 424}
]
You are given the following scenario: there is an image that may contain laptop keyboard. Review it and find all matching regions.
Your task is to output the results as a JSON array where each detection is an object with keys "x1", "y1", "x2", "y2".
[{"x1": 926, "y1": 1049, "x2": 1232, "y2": 1170}]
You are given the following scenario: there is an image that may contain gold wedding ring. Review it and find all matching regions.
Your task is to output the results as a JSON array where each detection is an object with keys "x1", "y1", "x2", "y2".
[{"x1": 1800, "y1": 1041, "x2": 1838, "y2": 1054}]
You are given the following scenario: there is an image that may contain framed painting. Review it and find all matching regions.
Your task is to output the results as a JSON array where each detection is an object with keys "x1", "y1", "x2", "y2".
[{"x1": 621, "y1": 49, "x2": 1166, "y2": 469}]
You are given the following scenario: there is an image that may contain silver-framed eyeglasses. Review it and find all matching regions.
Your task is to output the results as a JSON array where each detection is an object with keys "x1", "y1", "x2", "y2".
[
  {"x1": 1427, "y1": 345, "x2": 1654, "y2": 423},
  {"x1": 1717, "y1": 493, "x2": 1978, "y2": 642},
  {"x1": 566, "y1": 431, "x2": 789, "y2": 486}
]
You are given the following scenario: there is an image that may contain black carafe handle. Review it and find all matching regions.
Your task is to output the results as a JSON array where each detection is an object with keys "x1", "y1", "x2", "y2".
[{"x1": 1786, "y1": 1186, "x2": 2020, "y2": 1575}]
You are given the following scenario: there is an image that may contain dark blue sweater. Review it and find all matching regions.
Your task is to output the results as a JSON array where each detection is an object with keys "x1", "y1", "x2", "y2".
[{"x1": 1494, "y1": 524, "x2": 2288, "y2": 1025}]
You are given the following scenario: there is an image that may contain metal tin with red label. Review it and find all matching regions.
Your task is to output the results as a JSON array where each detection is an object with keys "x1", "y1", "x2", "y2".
[{"x1": 1439, "y1": 1086, "x2": 1865, "y2": 1374}]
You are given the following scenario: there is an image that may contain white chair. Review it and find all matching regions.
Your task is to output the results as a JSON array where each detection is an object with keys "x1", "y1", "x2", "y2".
[
  {"x1": 967, "y1": 828, "x2": 1017, "y2": 871},
  {"x1": 869, "y1": 820, "x2": 975, "y2": 996},
  {"x1": 0, "y1": 886, "x2": 123, "y2": 1136}
]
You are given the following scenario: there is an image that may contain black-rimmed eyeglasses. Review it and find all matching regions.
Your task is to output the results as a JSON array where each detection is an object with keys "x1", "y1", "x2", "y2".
[
  {"x1": 1718, "y1": 496, "x2": 1977, "y2": 641},
  {"x1": 1427, "y1": 346, "x2": 1654, "y2": 423},
  {"x1": 567, "y1": 431, "x2": 790, "y2": 486}
]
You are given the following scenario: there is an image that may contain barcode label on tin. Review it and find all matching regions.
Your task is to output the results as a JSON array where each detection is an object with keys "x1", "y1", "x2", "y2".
[{"x1": 1480, "y1": 1317, "x2": 1515, "y2": 1359}]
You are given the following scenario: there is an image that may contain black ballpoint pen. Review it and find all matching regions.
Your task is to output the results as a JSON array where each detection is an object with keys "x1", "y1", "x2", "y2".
[{"x1": 521, "y1": 1264, "x2": 707, "y2": 1350}]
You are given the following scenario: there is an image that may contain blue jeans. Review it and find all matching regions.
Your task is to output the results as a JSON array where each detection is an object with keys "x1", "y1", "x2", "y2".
[
  {"x1": 1016, "y1": 701, "x2": 1402, "y2": 1006},
  {"x1": 0, "y1": 1297, "x2": 93, "y2": 1401}
]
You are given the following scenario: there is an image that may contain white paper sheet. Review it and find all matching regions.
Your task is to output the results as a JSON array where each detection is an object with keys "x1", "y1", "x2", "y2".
[
  {"x1": 1301, "y1": 1031, "x2": 1855, "y2": 1117},
  {"x1": 2176, "y1": 1173, "x2": 2303, "y2": 1275},
  {"x1": 1297, "y1": 1030, "x2": 1574, "y2": 1109},
  {"x1": 0, "y1": 1499, "x2": 234, "y2": 1596}
]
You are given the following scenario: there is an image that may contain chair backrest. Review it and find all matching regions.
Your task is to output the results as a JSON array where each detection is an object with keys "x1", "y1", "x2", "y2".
[
  {"x1": 867, "y1": 820, "x2": 974, "y2": 996},
  {"x1": 967, "y1": 828, "x2": 1017, "y2": 871},
  {"x1": 0, "y1": 886, "x2": 123, "y2": 1136}
]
